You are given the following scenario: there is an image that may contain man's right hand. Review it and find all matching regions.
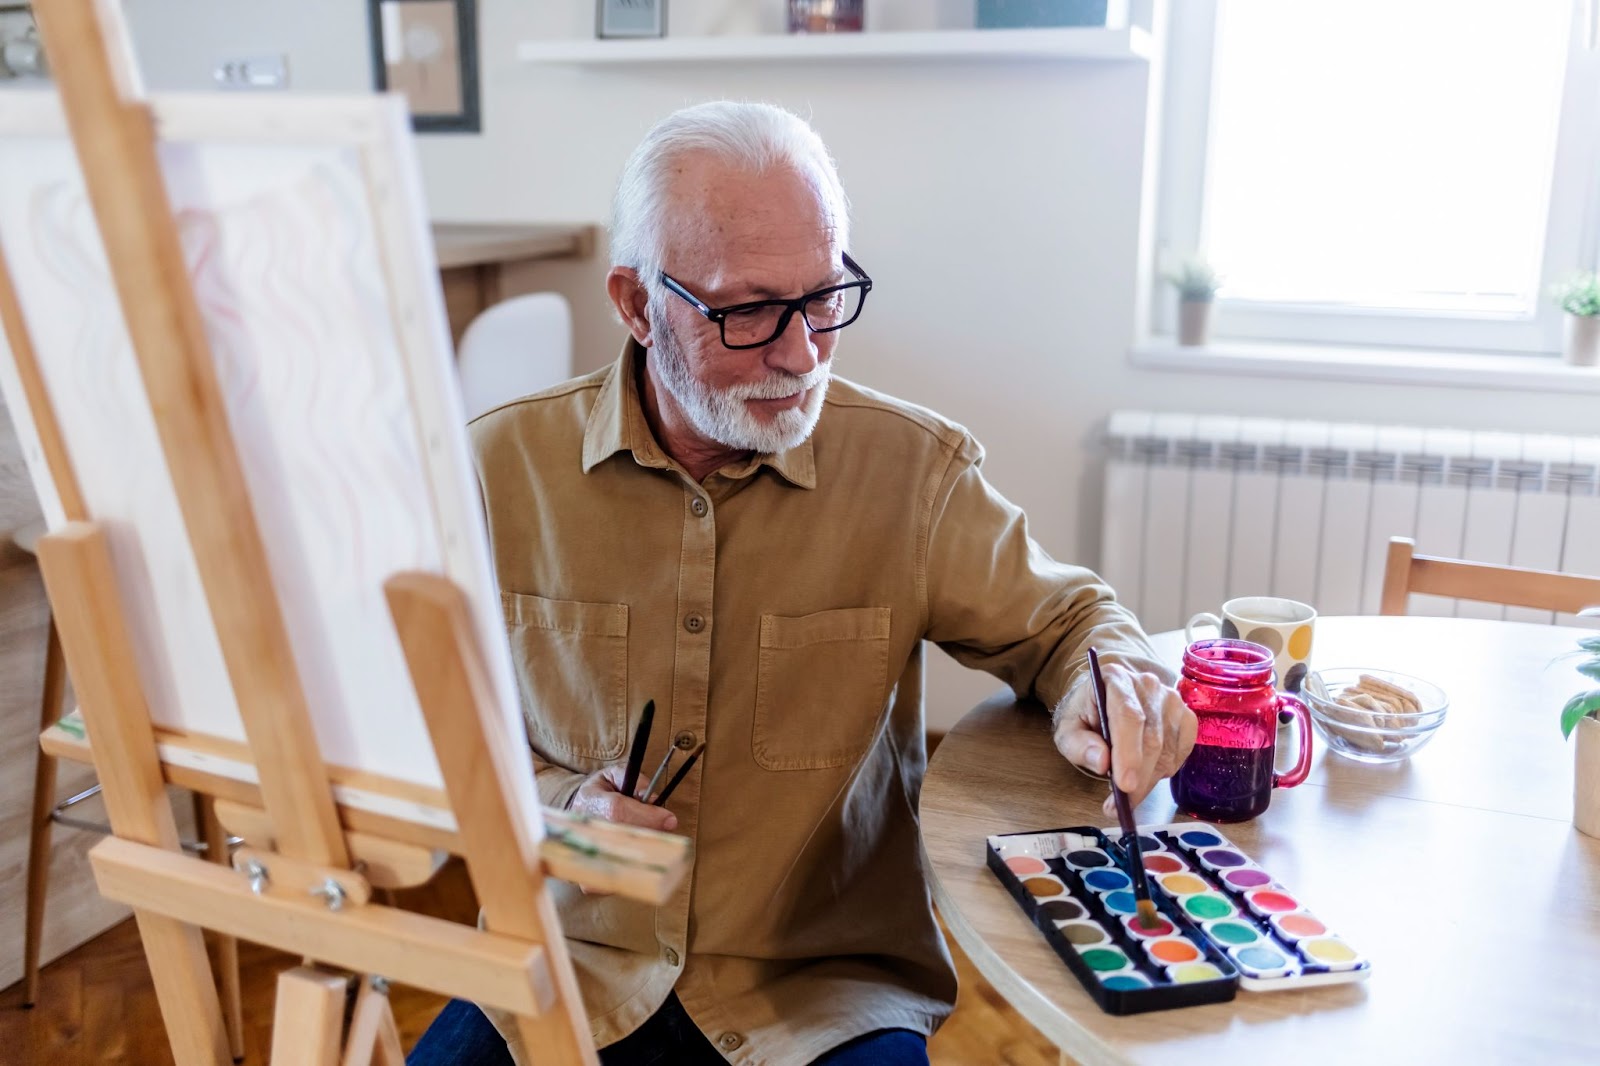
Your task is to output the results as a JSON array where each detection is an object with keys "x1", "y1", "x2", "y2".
[{"x1": 567, "y1": 763, "x2": 679, "y2": 834}]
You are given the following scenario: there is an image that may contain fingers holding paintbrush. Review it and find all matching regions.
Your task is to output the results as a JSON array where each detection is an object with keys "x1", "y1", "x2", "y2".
[{"x1": 1089, "y1": 649, "x2": 1161, "y2": 931}]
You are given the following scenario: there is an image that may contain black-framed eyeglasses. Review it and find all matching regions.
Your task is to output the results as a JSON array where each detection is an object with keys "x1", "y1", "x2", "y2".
[{"x1": 659, "y1": 253, "x2": 872, "y2": 351}]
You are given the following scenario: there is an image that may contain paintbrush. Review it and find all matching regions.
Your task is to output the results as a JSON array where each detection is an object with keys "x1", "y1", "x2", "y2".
[
  {"x1": 1088, "y1": 648, "x2": 1160, "y2": 931},
  {"x1": 651, "y1": 742, "x2": 704, "y2": 807},
  {"x1": 639, "y1": 745, "x2": 676, "y2": 806},
  {"x1": 619, "y1": 699, "x2": 655, "y2": 800}
]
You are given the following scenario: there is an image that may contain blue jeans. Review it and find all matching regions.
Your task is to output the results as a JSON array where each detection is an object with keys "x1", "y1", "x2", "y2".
[{"x1": 407, "y1": 995, "x2": 928, "y2": 1066}]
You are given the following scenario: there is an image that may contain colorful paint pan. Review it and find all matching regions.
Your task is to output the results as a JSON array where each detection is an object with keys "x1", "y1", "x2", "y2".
[
  {"x1": 1023, "y1": 875, "x2": 1068, "y2": 898},
  {"x1": 1197, "y1": 848, "x2": 1249, "y2": 870},
  {"x1": 1004, "y1": 856, "x2": 1049, "y2": 877},
  {"x1": 1062, "y1": 849, "x2": 1111, "y2": 870},
  {"x1": 1100, "y1": 973, "x2": 1152, "y2": 991},
  {"x1": 1177, "y1": 829, "x2": 1223, "y2": 848},
  {"x1": 1132, "y1": 834, "x2": 1164, "y2": 852},
  {"x1": 1144, "y1": 937, "x2": 1203, "y2": 966},
  {"x1": 1143, "y1": 853, "x2": 1187, "y2": 875},
  {"x1": 1270, "y1": 912, "x2": 1327, "y2": 942},
  {"x1": 1221, "y1": 867, "x2": 1274, "y2": 890},
  {"x1": 1168, "y1": 962, "x2": 1226, "y2": 984},
  {"x1": 1038, "y1": 898, "x2": 1088, "y2": 923},
  {"x1": 1181, "y1": 892, "x2": 1236, "y2": 921},
  {"x1": 1082, "y1": 868, "x2": 1133, "y2": 893},
  {"x1": 1057, "y1": 921, "x2": 1110, "y2": 947},
  {"x1": 1100, "y1": 890, "x2": 1138, "y2": 916},
  {"x1": 1157, "y1": 872, "x2": 1210, "y2": 897},
  {"x1": 1243, "y1": 889, "x2": 1299, "y2": 917},
  {"x1": 1122, "y1": 914, "x2": 1177, "y2": 940},
  {"x1": 1298, "y1": 938, "x2": 1362, "y2": 969},
  {"x1": 1079, "y1": 947, "x2": 1133, "y2": 973},
  {"x1": 1230, "y1": 944, "x2": 1294, "y2": 979},
  {"x1": 1203, "y1": 920, "x2": 1261, "y2": 947}
]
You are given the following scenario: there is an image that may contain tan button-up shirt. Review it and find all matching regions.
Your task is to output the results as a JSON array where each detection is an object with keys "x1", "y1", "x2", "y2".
[{"x1": 472, "y1": 341, "x2": 1167, "y2": 1065}]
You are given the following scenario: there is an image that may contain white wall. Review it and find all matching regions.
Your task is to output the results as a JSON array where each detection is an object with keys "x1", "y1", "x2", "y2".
[{"x1": 122, "y1": 0, "x2": 1600, "y2": 729}]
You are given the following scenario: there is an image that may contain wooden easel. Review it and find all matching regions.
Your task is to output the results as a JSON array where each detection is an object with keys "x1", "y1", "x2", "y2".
[{"x1": 6, "y1": 3, "x2": 688, "y2": 1064}]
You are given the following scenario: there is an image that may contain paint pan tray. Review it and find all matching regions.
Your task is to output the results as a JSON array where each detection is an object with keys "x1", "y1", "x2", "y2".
[
  {"x1": 987, "y1": 823, "x2": 1372, "y2": 1014},
  {"x1": 986, "y1": 826, "x2": 1239, "y2": 1014}
]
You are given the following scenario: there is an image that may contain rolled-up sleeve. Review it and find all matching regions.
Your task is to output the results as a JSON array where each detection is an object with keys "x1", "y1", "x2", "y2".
[{"x1": 922, "y1": 433, "x2": 1173, "y2": 711}]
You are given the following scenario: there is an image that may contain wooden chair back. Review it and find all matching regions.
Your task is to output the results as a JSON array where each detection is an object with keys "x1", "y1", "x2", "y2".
[{"x1": 1380, "y1": 536, "x2": 1600, "y2": 616}]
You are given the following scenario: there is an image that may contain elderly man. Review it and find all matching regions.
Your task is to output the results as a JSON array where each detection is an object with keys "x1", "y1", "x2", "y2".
[{"x1": 409, "y1": 102, "x2": 1195, "y2": 1066}]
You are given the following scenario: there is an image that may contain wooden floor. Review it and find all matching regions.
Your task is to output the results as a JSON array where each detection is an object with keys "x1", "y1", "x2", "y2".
[{"x1": 0, "y1": 858, "x2": 1059, "y2": 1065}]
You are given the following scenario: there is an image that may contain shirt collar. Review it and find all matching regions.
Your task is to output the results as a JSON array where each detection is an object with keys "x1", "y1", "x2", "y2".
[{"x1": 581, "y1": 338, "x2": 817, "y2": 490}]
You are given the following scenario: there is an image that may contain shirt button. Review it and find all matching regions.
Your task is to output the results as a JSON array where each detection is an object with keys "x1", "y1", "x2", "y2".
[
  {"x1": 684, "y1": 613, "x2": 705, "y2": 633},
  {"x1": 674, "y1": 731, "x2": 697, "y2": 749},
  {"x1": 664, "y1": 947, "x2": 679, "y2": 966},
  {"x1": 717, "y1": 1032, "x2": 743, "y2": 1051},
  {"x1": 690, "y1": 497, "x2": 708, "y2": 517}
]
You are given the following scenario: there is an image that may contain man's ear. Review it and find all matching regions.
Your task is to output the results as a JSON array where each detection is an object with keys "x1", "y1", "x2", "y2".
[{"x1": 605, "y1": 267, "x2": 655, "y2": 347}]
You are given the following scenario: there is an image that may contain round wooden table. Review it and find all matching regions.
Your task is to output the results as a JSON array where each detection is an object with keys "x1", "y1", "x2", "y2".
[{"x1": 921, "y1": 616, "x2": 1599, "y2": 1065}]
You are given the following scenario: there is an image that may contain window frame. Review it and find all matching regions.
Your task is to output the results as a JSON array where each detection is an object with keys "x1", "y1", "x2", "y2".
[{"x1": 1152, "y1": 0, "x2": 1600, "y2": 357}]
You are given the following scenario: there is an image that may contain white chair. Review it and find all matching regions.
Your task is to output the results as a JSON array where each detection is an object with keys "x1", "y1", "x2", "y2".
[{"x1": 456, "y1": 292, "x2": 575, "y2": 420}]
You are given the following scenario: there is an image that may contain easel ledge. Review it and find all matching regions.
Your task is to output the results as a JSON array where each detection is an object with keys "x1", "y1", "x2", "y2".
[{"x1": 42, "y1": 718, "x2": 688, "y2": 901}]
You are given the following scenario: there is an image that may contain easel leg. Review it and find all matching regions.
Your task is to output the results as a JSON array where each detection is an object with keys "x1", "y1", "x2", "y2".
[
  {"x1": 22, "y1": 616, "x2": 66, "y2": 1007},
  {"x1": 36, "y1": 524, "x2": 231, "y2": 1065},
  {"x1": 269, "y1": 967, "x2": 347, "y2": 1066},
  {"x1": 342, "y1": 979, "x2": 405, "y2": 1066},
  {"x1": 196, "y1": 793, "x2": 247, "y2": 1061},
  {"x1": 136, "y1": 910, "x2": 234, "y2": 1066}
]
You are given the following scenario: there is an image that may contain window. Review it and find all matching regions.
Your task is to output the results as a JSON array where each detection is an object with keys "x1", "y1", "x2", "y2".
[{"x1": 1156, "y1": 0, "x2": 1600, "y2": 355}]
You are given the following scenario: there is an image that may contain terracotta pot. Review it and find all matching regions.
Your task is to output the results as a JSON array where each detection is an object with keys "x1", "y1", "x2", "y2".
[
  {"x1": 1577, "y1": 713, "x2": 1600, "y2": 838},
  {"x1": 1178, "y1": 299, "x2": 1212, "y2": 347},
  {"x1": 1563, "y1": 314, "x2": 1600, "y2": 367}
]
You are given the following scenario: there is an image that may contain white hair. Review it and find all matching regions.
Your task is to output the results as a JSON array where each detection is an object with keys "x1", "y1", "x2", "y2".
[{"x1": 609, "y1": 101, "x2": 851, "y2": 288}]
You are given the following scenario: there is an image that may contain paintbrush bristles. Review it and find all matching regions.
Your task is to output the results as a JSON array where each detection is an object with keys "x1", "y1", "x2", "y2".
[{"x1": 1136, "y1": 898, "x2": 1161, "y2": 931}]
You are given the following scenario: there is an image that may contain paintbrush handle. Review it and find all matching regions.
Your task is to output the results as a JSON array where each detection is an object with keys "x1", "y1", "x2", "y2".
[
  {"x1": 652, "y1": 743, "x2": 703, "y2": 807},
  {"x1": 619, "y1": 699, "x2": 655, "y2": 798},
  {"x1": 1089, "y1": 649, "x2": 1154, "y2": 903}
]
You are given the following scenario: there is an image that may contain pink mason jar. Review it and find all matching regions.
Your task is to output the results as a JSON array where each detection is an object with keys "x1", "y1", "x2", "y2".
[{"x1": 1170, "y1": 639, "x2": 1313, "y2": 822}]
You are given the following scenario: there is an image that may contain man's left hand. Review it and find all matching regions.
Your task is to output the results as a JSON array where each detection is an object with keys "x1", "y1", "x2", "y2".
[{"x1": 1052, "y1": 663, "x2": 1197, "y2": 813}]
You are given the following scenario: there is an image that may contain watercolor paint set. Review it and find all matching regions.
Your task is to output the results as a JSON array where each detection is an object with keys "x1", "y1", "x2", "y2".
[{"x1": 986, "y1": 822, "x2": 1369, "y2": 1014}]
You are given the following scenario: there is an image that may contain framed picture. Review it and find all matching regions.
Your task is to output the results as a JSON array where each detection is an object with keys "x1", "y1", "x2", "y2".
[
  {"x1": 368, "y1": 0, "x2": 480, "y2": 133},
  {"x1": 597, "y1": 0, "x2": 666, "y2": 39}
]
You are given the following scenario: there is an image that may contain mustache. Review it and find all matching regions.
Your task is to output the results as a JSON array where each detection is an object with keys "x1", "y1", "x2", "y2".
[{"x1": 723, "y1": 363, "x2": 831, "y2": 401}]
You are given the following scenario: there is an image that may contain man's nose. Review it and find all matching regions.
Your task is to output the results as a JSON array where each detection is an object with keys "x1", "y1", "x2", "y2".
[{"x1": 763, "y1": 309, "x2": 821, "y2": 377}]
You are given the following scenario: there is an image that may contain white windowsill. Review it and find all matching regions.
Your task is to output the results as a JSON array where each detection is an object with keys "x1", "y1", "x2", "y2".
[{"x1": 1129, "y1": 338, "x2": 1600, "y2": 394}]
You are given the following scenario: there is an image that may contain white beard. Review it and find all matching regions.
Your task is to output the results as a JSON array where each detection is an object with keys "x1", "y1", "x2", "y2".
[{"x1": 651, "y1": 320, "x2": 831, "y2": 453}]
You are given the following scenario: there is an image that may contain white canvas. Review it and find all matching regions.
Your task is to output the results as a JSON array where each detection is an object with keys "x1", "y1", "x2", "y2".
[{"x1": 0, "y1": 91, "x2": 539, "y2": 833}]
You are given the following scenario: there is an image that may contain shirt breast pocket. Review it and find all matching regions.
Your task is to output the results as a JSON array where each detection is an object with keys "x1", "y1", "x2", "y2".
[
  {"x1": 753, "y1": 606, "x2": 893, "y2": 771},
  {"x1": 501, "y1": 591, "x2": 629, "y2": 762}
]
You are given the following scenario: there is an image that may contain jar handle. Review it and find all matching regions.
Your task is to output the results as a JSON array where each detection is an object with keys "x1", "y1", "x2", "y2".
[{"x1": 1272, "y1": 693, "x2": 1314, "y2": 789}]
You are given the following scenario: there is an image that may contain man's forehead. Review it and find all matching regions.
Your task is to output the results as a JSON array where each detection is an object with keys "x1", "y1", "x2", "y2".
[{"x1": 662, "y1": 155, "x2": 840, "y2": 257}]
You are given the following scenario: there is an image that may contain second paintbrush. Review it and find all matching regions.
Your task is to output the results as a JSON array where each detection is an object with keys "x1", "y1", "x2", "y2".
[{"x1": 651, "y1": 743, "x2": 705, "y2": 807}]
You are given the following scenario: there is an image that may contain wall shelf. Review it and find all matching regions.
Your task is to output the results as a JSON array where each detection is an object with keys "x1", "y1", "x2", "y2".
[{"x1": 516, "y1": 26, "x2": 1151, "y2": 67}]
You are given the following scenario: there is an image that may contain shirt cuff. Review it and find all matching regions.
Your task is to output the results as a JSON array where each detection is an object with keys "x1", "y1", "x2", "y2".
[{"x1": 535, "y1": 764, "x2": 587, "y2": 811}]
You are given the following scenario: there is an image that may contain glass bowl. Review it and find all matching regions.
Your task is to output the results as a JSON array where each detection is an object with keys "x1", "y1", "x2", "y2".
[{"x1": 1303, "y1": 668, "x2": 1449, "y2": 764}]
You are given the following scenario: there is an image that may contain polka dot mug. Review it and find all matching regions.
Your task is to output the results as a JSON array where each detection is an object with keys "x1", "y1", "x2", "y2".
[{"x1": 1185, "y1": 596, "x2": 1316, "y2": 693}]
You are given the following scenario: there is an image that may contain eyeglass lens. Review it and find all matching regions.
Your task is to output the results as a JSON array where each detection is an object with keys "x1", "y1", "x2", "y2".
[{"x1": 722, "y1": 285, "x2": 866, "y2": 347}]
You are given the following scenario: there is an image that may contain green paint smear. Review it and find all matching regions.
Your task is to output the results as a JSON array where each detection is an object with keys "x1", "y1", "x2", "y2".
[
  {"x1": 1080, "y1": 948, "x2": 1128, "y2": 972},
  {"x1": 1208, "y1": 921, "x2": 1258, "y2": 945},
  {"x1": 56, "y1": 713, "x2": 85, "y2": 740},
  {"x1": 1185, "y1": 895, "x2": 1233, "y2": 920}
]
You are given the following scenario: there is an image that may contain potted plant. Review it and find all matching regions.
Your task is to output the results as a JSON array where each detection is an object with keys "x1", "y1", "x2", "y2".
[
  {"x1": 1161, "y1": 254, "x2": 1221, "y2": 347},
  {"x1": 1552, "y1": 272, "x2": 1600, "y2": 367},
  {"x1": 1559, "y1": 611, "x2": 1600, "y2": 837}
]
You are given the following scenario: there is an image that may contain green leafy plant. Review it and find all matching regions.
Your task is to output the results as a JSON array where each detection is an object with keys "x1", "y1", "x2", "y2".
[
  {"x1": 1161, "y1": 254, "x2": 1222, "y2": 302},
  {"x1": 1559, "y1": 609, "x2": 1600, "y2": 739},
  {"x1": 1553, "y1": 272, "x2": 1600, "y2": 317}
]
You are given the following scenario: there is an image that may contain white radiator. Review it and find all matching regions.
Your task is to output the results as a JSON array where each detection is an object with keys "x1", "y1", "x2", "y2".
[{"x1": 1101, "y1": 412, "x2": 1600, "y2": 634}]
